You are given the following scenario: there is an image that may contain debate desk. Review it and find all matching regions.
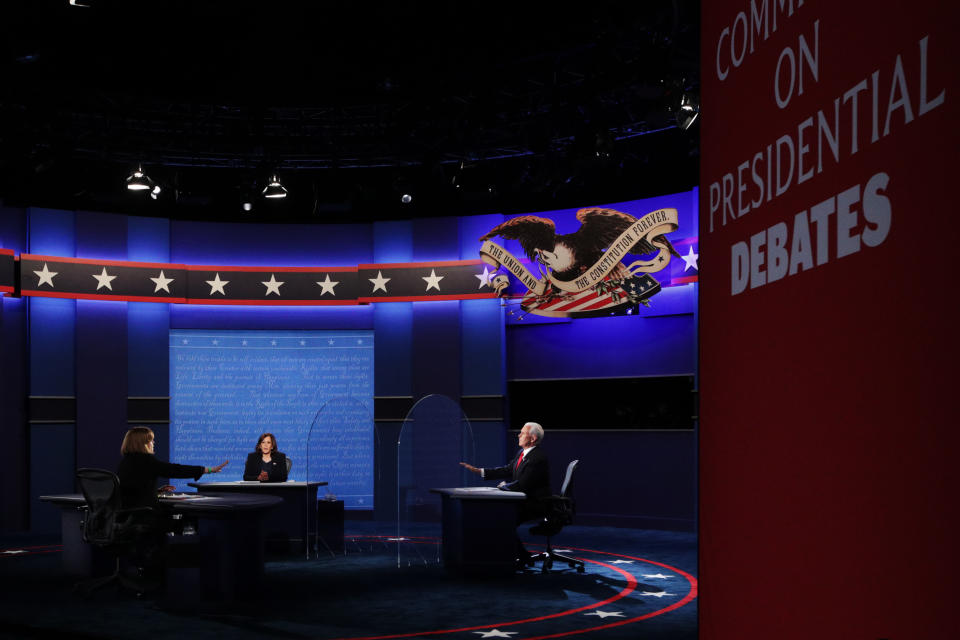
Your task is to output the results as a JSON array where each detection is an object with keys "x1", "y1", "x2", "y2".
[
  {"x1": 188, "y1": 480, "x2": 340, "y2": 555},
  {"x1": 39, "y1": 492, "x2": 281, "y2": 604},
  {"x1": 429, "y1": 487, "x2": 527, "y2": 574}
]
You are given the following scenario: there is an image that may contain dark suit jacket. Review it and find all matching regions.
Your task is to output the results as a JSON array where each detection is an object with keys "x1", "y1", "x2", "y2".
[
  {"x1": 243, "y1": 451, "x2": 289, "y2": 482},
  {"x1": 117, "y1": 453, "x2": 204, "y2": 509},
  {"x1": 484, "y1": 446, "x2": 551, "y2": 499}
]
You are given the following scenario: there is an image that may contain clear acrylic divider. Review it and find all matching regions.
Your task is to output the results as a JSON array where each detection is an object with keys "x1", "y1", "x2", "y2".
[
  {"x1": 306, "y1": 395, "x2": 376, "y2": 559},
  {"x1": 396, "y1": 394, "x2": 477, "y2": 568}
]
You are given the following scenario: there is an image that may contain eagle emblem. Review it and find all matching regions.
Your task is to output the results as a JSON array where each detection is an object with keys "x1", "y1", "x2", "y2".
[{"x1": 478, "y1": 207, "x2": 682, "y2": 318}]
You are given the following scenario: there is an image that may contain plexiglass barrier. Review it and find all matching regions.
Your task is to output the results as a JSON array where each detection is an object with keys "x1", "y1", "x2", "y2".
[
  {"x1": 306, "y1": 395, "x2": 375, "y2": 558},
  {"x1": 396, "y1": 394, "x2": 477, "y2": 567}
]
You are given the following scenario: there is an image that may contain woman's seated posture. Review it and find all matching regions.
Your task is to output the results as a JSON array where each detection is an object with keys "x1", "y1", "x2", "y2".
[
  {"x1": 116, "y1": 426, "x2": 228, "y2": 573},
  {"x1": 243, "y1": 432, "x2": 289, "y2": 482}
]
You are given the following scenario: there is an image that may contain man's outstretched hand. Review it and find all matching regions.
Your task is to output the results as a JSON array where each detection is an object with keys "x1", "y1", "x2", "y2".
[{"x1": 459, "y1": 462, "x2": 481, "y2": 475}]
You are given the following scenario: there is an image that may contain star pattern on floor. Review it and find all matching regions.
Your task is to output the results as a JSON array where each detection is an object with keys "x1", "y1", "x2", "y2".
[{"x1": 473, "y1": 629, "x2": 517, "y2": 638}]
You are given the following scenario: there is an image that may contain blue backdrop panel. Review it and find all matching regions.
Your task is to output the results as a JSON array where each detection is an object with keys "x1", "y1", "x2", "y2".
[
  {"x1": 127, "y1": 302, "x2": 170, "y2": 397},
  {"x1": 460, "y1": 298, "x2": 504, "y2": 396},
  {"x1": 373, "y1": 220, "x2": 413, "y2": 263},
  {"x1": 169, "y1": 303, "x2": 373, "y2": 331},
  {"x1": 411, "y1": 300, "x2": 460, "y2": 400},
  {"x1": 373, "y1": 302, "x2": 413, "y2": 397},
  {"x1": 76, "y1": 299, "x2": 128, "y2": 471},
  {"x1": 28, "y1": 297, "x2": 76, "y2": 396},
  {"x1": 27, "y1": 207, "x2": 75, "y2": 257},
  {"x1": 170, "y1": 220, "x2": 372, "y2": 266},
  {"x1": 169, "y1": 329, "x2": 375, "y2": 509},
  {"x1": 507, "y1": 314, "x2": 696, "y2": 380}
]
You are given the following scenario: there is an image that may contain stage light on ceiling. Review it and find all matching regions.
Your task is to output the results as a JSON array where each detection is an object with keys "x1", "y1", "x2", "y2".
[
  {"x1": 125, "y1": 165, "x2": 152, "y2": 191},
  {"x1": 150, "y1": 185, "x2": 161, "y2": 200},
  {"x1": 242, "y1": 201, "x2": 253, "y2": 212},
  {"x1": 262, "y1": 174, "x2": 288, "y2": 199},
  {"x1": 401, "y1": 193, "x2": 412, "y2": 204},
  {"x1": 676, "y1": 93, "x2": 699, "y2": 131}
]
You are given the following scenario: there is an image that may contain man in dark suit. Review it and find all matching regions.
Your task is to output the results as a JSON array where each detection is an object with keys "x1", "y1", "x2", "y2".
[{"x1": 460, "y1": 421, "x2": 551, "y2": 562}]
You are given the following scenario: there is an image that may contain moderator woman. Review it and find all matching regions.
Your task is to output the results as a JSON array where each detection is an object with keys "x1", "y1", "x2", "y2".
[{"x1": 117, "y1": 426, "x2": 228, "y2": 509}]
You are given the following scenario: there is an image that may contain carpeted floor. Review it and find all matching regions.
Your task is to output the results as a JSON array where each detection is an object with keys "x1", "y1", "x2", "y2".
[{"x1": 0, "y1": 524, "x2": 696, "y2": 640}]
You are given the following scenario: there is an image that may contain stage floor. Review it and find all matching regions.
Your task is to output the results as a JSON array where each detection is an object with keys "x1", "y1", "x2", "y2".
[{"x1": 0, "y1": 523, "x2": 697, "y2": 640}]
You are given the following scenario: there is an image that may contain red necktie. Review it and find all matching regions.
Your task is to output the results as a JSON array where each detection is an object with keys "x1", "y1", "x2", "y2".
[{"x1": 516, "y1": 451, "x2": 524, "y2": 469}]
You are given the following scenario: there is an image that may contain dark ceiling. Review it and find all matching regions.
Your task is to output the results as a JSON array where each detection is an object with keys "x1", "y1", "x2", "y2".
[{"x1": 0, "y1": 0, "x2": 699, "y2": 224}]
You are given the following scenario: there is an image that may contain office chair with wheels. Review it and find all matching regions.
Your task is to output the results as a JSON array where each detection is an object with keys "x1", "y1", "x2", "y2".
[
  {"x1": 75, "y1": 468, "x2": 156, "y2": 596},
  {"x1": 528, "y1": 459, "x2": 585, "y2": 574},
  {"x1": 285, "y1": 457, "x2": 293, "y2": 476}
]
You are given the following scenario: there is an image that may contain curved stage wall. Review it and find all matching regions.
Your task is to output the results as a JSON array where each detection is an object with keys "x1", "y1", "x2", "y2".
[{"x1": 0, "y1": 188, "x2": 698, "y2": 533}]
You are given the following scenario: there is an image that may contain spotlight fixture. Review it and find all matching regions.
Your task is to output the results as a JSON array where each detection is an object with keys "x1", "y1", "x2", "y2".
[
  {"x1": 262, "y1": 174, "x2": 288, "y2": 199},
  {"x1": 150, "y1": 184, "x2": 161, "y2": 200},
  {"x1": 242, "y1": 201, "x2": 253, "y2": 212},
  {"x1": 125, "y1": 165, "x2": 152, "y2": 191},
  {"x1": 401, "y1": 193, "x2": 413, "y2": 204},
  {"x1": 676, "y1": 93, "x2": 700, "y2": 131}
]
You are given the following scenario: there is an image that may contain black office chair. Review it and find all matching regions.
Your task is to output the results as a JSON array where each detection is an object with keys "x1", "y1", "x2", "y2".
[
  {"x1": 75, "y1": 468, "x2": 156, "y2": 596},
  {"x1": 528, "y1": 459, "x2": 585, "y2": 573},
  {"x1": 285, "y1": 456, "x2": 293, "y2": 476}
]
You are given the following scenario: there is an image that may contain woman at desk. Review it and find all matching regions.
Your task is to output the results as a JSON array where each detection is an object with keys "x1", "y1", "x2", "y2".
[
  {"x1": 116, "y1": 426, "x2": 228, "y2": 577},
  {"x1": 243, "y1": 432, "x2": 289, "y2": 482},
  {"x1": 117, "y1": 426, "x2": 229, "y2": 509}
]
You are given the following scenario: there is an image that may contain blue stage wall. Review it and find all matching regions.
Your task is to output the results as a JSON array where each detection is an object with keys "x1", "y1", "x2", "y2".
[{"x1": 2, "y1": 190, "x2": 697, "y2": 532}]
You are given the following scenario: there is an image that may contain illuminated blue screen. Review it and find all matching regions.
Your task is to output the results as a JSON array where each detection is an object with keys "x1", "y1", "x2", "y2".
[{"x1": 169, "y1": 329, "x2": 374, "y2": 509}]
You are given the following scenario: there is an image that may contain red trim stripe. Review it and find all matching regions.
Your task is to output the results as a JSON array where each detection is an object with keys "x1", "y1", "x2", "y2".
[
  {"x1": 184, "y1": 298, "x2": 359, "y2": 306},
  {"x1": 187, "y1": 264, "x2": 358, "y2": 273},
  {"x1": 358, "y1": 293, "x2": 497, "y2": 303},
  {"x1": 359, "y1": 259, "x2": 484, "y2": 269}
]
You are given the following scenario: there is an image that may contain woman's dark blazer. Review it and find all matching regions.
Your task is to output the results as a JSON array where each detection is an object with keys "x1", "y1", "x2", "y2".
[
  {"x1": 117, "y1": 453, "x2": 204, "y2": 509},
  {"x1": 243, "y1": 451, "x2": 289, "y2": 482}
]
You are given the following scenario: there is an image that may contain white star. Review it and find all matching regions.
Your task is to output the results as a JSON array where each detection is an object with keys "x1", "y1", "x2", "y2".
[
  {"x1": 270, "y1": 340, "x2": 277, "y2": 346},
  {"x1": 609, "y1": 559, "x2": 635, "y2": 564},
  {"x1": 642, "y1": 573, "x2": 673, "y2": 579},
  {"x1": 423, "y1": 268, "x2": 444, "y2": 291},
  {"x1": 1, "y1": 549, "x2": 28, "y2": 555},
  {"x1": 369, "y1": 270, "x2": 390, "y2": 293},
  {"x1": 316, "y1": 274, "x2": 339, "y2": 296},
  {"x1": 92, "y1": 267, "x2": 117, "y2": 291},
  {"x1": 181, "y1": 339, "x2": 188, "y2": 345},
  {"x1": 681, "y1": 245, "x2": 699, "y2": 271},
  {"x1": 299, "y1": 340, "x2": 306, "y2": 346},
  {"x1": 211, "y1": 339, "x2": 218, "y2": 346},
  {"x1": 475, "y1": 266, "x2": 495, "y2": 288},
  {"x1": 262, "y1": 274, "x2": 284, "y2": 296},
  {"x1": 473, "y1": 630, "x2": 517, "y2": 638},
  {"x1": 327, "y1": 339, "x2": 334, "y2": 346},
  {"x1": 149, "y1": 270, "x2": 174, "y2": 293},
  {"x1": 641, "y1": 591, "x2": 676, "y2": 598},
  {"x1": 584, "y1": 610, "x2": 625, "y2": 619},
  {"x1": 357, "y1": 339, "x2": 363, "y2": 345},
  {"x1": 241, "y1": 340, "x2": 248, "y2": 346},
  {"x1": 206, "y1": 273, "x2": 229, "y2": 296},
  {"x1": 34, "y1": 263, "x2": 58, "y2": 288}
]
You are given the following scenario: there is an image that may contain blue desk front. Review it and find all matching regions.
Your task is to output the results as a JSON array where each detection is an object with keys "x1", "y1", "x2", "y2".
[
  {"x1": 430, "y1": 487, "x2": 527, "y2": 574},
  {"x1": 188, "y1": 481, "x2": 330, "y2": 555},
  {"x1": 39, "y1": 493, "x2": 281, "y2": 604}
]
